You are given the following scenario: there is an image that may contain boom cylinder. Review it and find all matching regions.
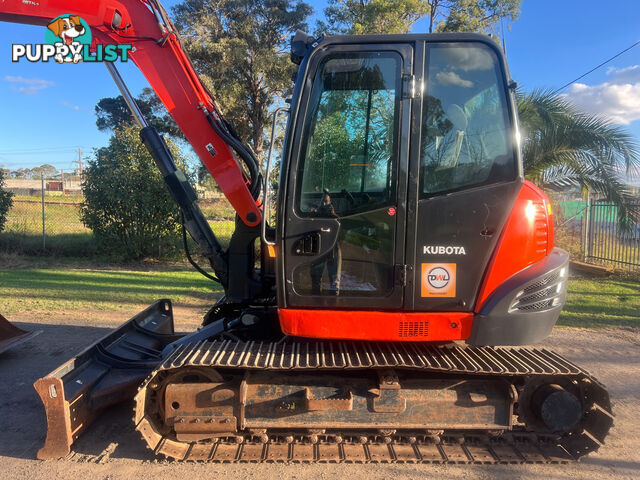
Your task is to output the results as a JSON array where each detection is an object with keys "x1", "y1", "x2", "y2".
[
  {"x1": 105, "y1": 63, "x2": 228, "y2": 284},
  {"x1": 139, "y1": 126, "x2": 228, "y2": 285}
]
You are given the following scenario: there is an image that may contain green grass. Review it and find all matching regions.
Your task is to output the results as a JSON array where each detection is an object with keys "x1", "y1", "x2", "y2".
[
  {"x1": 0, "y1": 232, "x2": 99, "y2": 257},
  {"x1": 558, "y1": 276, "x2": 640, "y2": 328},
  {"x1": 12, "y1": 193, "x2": 85, "y2": 203},
  {"x1": 0, "y1": 267, "x2": 222, "y2": 316},
  {"x1": 6, "y1": 198, "x2": 87, "y2": 235},
  {"x1": 199, "y1": 197, "x2": 236, "y2": 220}
]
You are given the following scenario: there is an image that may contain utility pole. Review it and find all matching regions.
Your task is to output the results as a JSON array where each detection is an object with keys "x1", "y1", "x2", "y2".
[
  {"x1": 500, "y1": 16, "x2": 507, "y2": 57},
  {"x1": 76, "y1": 148, "x2": 83, "y2": 177}
]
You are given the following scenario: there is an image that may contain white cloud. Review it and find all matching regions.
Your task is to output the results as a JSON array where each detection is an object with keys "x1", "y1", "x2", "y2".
[
  {"x1": 60, "y1": 100, "x2": 81, "y2": 111},
  {"x1": 438, "y1": 47, "x2": 494, "y2": 71},
  {"x1": 3, "y1": 75, "x2": 55, "y2": 95},
  {"x1": 435, "y1": 71, "x2": 473, "y2": 88},
  {"x1": 606, "y1": 65, "x2": 640, "y2": 84},
  {"x1": 562, "y1": 65, "x2": 640, "y2": 125}
]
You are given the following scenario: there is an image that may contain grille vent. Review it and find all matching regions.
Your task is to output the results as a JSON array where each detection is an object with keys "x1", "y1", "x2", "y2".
[
  {"x1": 515, "y1": 299, "x2": 555, "y2": 311},
  {"x1": 510, "y1": 270, "x2": 563, "y2": 313},
  {"x1": 522, "y1": 271, "x2": 559, "y2": 295},
  {"x1": 398, "y1": 321, "x2": 429, "y2": 338}
]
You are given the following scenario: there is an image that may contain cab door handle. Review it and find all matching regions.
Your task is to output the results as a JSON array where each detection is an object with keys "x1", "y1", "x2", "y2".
[{"x1": 293, "y1": 232, "x2": 320, "y2": 255}]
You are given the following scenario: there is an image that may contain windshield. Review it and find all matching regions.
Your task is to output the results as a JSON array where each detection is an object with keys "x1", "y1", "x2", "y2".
[{"x1": 420, "y1": 43, "x2": 516, "y2": 196}]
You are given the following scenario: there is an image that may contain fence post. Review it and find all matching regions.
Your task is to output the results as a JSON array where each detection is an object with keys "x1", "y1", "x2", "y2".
[
  {"x1": 41, "y1": 173, "x2": 45, "y2": 249},
  {"x1": 583, "y1": 193, "x2": 590, "y2": 262}
]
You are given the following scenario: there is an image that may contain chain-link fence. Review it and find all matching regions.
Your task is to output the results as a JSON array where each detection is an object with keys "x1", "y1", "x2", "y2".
[
  {"x1": 1, "y1": 175, "x2": 89, "y2": 255},
  {"x1": 197, "y1": 195, "x2": 236, "y2": 247},
  {"x1": 2, "y1": 173, "x2": 637, "y2": 269},
  {"x1": 0, "y1": 174, "x2": 237, "y2": 257}
]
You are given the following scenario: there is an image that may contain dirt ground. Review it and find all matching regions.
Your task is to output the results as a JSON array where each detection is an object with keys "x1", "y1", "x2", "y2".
[{"x1": 1, "y1": 306, "x2": 639, "y2": 480}]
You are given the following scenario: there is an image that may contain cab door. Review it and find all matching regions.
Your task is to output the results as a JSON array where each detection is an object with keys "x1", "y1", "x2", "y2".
[{"x1": 282, "y1": 43, "x2": 414, "y2": 309}]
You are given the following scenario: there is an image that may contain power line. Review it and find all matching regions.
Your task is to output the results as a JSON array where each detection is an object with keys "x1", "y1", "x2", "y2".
[
  {"x1": 552, "y1": 39, "x2": 640, "y2": 95},
  {"x1": 0, "y1": 146, "x2": 87, "y2": 155}
]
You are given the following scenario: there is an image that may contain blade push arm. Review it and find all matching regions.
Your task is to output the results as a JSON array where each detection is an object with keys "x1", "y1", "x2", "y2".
[{"x1": 0, "y1": 0, "x2": 262, "y2": 227}]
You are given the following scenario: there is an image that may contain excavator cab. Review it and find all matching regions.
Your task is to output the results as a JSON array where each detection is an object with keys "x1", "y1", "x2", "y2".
[
  {"x1": 274, "y1": 34, "x2": 565, "y2": 345},
  {"x1": 280, "y1": 36, "x2": 517, "y2": 313}
]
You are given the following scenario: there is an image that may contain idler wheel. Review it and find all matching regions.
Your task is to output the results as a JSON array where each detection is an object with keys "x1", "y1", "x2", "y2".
[{"x1": 531, "y1": 384, "x2": 582, "y2": 432}]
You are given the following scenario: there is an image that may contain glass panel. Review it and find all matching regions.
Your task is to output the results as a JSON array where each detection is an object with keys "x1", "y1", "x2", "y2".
[
  {"x1": 292, "y1": 208, "x2": 395, "y2": 296},
  {"x1": 291, "y1": 51, "x2": 402, "y2": 298},
  {"x1": 420, "y1": 43, "x2": 515, "y2": 195},
  {"x1": 297, "y1": 52, "x2": 401, "y2": 217}
]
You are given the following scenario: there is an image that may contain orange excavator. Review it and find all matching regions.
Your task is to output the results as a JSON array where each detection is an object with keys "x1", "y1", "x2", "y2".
[{"x1": 0, "y1": 0, "x2": 613, "y2": 464}]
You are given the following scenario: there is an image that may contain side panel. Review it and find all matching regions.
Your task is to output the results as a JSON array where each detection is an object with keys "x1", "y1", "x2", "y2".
[
  {"x1": 469, "y1": 247, "x2": 568, "y2": 346},
  {"x1": 407, "y1": 40, "x2": 523, "y2": 312},
  {"x1": 475, "y1": 180, "x2": 554, "y2": 310},
  {"x1": 410, "y1": 182, "x2": 521, "y2": 311}
]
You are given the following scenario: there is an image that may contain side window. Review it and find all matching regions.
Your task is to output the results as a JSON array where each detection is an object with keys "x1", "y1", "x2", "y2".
[
  {"x1": 297, "y1": 52, "x2": 401, "y2": 217},
  {"x1": 421, "y1": 43, "x2": 515, "y2": 196}
]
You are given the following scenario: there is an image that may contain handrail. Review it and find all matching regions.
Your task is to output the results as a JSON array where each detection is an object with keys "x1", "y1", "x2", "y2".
[{"x1": 261, "y1": 107, "x2": 290, "y2": 246}]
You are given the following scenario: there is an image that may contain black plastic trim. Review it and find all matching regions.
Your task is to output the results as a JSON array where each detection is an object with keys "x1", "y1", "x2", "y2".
[{"x1": 467, "y1": 248, "x2": 569, "y2": 346}]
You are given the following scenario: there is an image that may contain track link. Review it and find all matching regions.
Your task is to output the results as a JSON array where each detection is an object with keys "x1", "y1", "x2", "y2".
[
  {"x1": 134, "y1": 340, "x2": 614, "y2": 463},
  {"x1": 142, "y1": 434, "x2": 578, "y2": 464}
]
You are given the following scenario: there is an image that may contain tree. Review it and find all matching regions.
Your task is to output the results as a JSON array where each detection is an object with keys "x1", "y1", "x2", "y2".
[
  {"x1": 518, "y1": 89, "x2": 640, "y2": 222},
  {"x1": 30, "y1": 164, "x2": 58, "y2": 179},
  {"x1": 95, "y1": 87, "x2": 182, "y2": 138},
  {"x1": 318, "y1": 0, "x2": 429, "y2": 34},
  {"x1": 0, "y1": 169, "x2": 13, "y2": 233},
  {"x1": 172, "y1": 0, "x2": 312, "y2": 165},
  {"x1": 318, "y1": 0, "x2": 520, "y2": 36},
  {"x1": 428, "y1": 0, "x2": 520, "y2": 35},
  {"x1": 9, "y1": 168, "x2": 28, "y2": 179},
  {"x1": 80, "y1": 125, "x2": 186, "y2": 259}
]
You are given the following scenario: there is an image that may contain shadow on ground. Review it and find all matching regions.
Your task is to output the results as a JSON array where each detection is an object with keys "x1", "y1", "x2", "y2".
[{"x1": 0, "y1": 322, "x2": 153, "y2": 461}]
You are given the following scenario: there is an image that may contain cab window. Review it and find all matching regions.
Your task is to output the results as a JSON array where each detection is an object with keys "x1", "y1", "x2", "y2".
[
  {"x1": 421, "y1": 43, "x2": 515, "y2": 196},
  {"x1": 297, "y1": 52, "x2": 401, "y2": 216}
]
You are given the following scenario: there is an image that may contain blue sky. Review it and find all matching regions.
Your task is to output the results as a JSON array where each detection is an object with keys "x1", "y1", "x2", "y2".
[{"x1": 1, "y1": 0, "x2": 640, "y2": 174}]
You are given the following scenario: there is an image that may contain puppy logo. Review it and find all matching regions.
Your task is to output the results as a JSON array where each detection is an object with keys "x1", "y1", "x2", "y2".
[
  {"x1": 45, "y1": 15, "x2": 92, "y2": 63},
  {"x1": 12, "y1": 16, "x2": 131, "y2": 63}
]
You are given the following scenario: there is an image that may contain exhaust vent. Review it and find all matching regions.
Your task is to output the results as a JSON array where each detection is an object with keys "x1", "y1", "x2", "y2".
[{"x1": 398, "y1": 321, "x2": 429, "y2": 338}]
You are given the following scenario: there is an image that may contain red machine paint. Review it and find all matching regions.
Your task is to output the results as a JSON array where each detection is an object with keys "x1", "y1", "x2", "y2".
[
  {"x1": 279, "y1": 309, "x2": 473, "y2": 342},
  {"x1": 475, "y1": 180, "x2": 554, "y2": 310}
]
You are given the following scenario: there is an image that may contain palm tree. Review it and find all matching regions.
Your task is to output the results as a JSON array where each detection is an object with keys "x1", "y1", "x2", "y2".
[{"x1": 517, "y1": 89, "x2": 640, "y2": 222}]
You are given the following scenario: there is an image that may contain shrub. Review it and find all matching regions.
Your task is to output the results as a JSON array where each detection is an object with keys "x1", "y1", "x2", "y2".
[
  {"x1": 0, "y1": 170, "x2": 14, "y2": 233},
  {"x1": 80, "y1": 126, "x2": 185, "y2": 259}
]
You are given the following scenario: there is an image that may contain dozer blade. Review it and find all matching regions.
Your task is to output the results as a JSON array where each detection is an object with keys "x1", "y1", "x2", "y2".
[
  {"x1": 0, "y1": 313, "x2": 41, "y2": 354},
  {"x1": 33, "y1": 299, "x2": 183, "y2": 460}
]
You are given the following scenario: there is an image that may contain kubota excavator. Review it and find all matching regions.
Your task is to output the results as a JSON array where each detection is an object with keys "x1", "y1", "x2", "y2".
[{"x1": 0, "y1": 0, "x2": 614, "y2": 464}]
